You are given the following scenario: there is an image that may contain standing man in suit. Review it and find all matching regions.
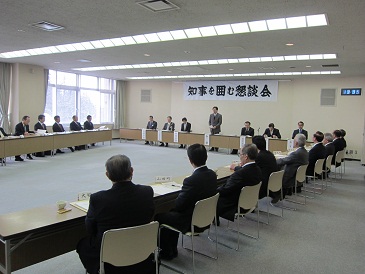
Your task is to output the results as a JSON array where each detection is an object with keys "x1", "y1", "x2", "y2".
[
  {"x1": 263, "y1": 123, "x2": 281, "y2": 139},
  {"x1": 34, "y1": 114, "x2": 50, "y2": 157},
  {"x1": 84, "y1": 115, "x2": 95, "y2": 146},
  {"x1": 306, "y1": 131, "x2": 326, "y2": 178},
  {"x1": 14, "y1": 115, "x2": 34, "y2": 161},
  {"x1": 156, "y1": 144, "x2": 217, "y2": 260},
  {"x1": 231, "y1": 121, "x2": 255, "y2": 154},
  {"x1": 217, "y1": 144, "x2": 262, "y2": 222},
  {"x1": 145, "y1": 115, "x2": 157, "y2": 145},
  {"x1": 292, "y1": 121, "x2": 308, "y2": 140},
  {"x1": 160, "y1": 116, "x2": 175, "y2": 147},
  {"x1": 332, "y1": 130, "x2": 345, "y2": 166},
  {"x1": 70, "y1": 115, "x2": 85, "y2": 150},
  {"x1": 52, "y1": 115, "x2": 74, "y2": 152},
  {"x1": 209, "y1": 106, "x2": 222, "y2": 152},
  {"x1": 76, "y1": 155, "x2": 155, "y2": 274},
  {"x1": 277, "y1": 134, "x2": 308, "y2": 196},
  {"x1": 179, "y1": 117, "x2": 191, "y2": 149}
]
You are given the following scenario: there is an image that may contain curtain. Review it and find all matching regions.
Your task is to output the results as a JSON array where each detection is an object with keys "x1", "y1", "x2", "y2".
[
  {"x1": 0, "y1": 62, "x2": 12, "y2": 132},
  {"x1": 43, "y1": 69, "x2": 49, "y2": 112},
  {"x1": 114, "y1": 80, "x2": 126, "y2": 129}
]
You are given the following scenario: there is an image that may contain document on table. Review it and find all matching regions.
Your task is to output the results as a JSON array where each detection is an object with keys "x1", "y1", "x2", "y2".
[
  {"x1": 70, "y1": 200, "x2": 90, "y2": 212},
  {"x1": 151, "y1": 181, "x2": 182, "y2": 196}
]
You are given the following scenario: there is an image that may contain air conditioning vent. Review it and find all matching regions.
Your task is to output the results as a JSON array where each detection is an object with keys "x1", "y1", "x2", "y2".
[
  {"x1": 322, "y1": 64, "x2": 339, "y2": 67},
  {"x1": 137, "y1": 0, "x2": 180, "y2": 12},
  {"x1": 141, "y1": 89, "x2": 151, "y2": 102},
  {"x1": 320, "y1": 88, "x2": 336, "y2": 106}
]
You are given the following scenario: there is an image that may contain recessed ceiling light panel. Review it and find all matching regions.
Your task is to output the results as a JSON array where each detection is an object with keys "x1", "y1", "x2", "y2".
[
  {"x1": 137, "y1": 0, "x2": 180, "y2": 12},
  {"x1": 30, "y1": 21, "x2": 65, "y2": 31}
]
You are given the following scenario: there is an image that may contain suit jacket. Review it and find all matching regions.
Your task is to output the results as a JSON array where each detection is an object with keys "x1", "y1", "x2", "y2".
[
  {"x1": 84, "y1": 121, "x2": 94, "y2": 130},
  {"x1": 255, "y1": 150, "x2": 278, "y2": 199},
  {"x1": 180, "y1": 122, "x2": 191, "y2": 132},
  {"x1": 85, "y1": 181, "x2": 154, "y2": 246},
  {"x1": 240, "y1": 127, "x2": 255, "y2": 136},
  {"x1": 146, "y1": 121, "x2": 157, "y2": 130},
  {"x1": 292, "y1": 129, "x2": 308, "y2": 140},
  {"x1": 340, "y1": 138, "x2": 347, "y2": 148},
  {"x1": 52, "y1": 122, "x2": 65, "y2": 132},
  {"x1": 70, "y1": 121, "x2": 83, "y2": 131},
  {"x1": 14, "y1": 122, "x2": 34, "y2": 136},
  {"x1": 263, "y1": 128, "x2": 281, "y2": 139},
  {"x1": 332, "y1": 138, "x2": 345, "y2": 165},
  {"x1": 306, "y1": 143, "x2": 326, "y2": 176},
  {"x1": 34, "y1": 121, "x2": 47, "y2": 132},
  {"x1": 0, "y1": 127, "x2": 9, "y2": 137},
  {"x1": 325, "y1": 142, "x2": 335, "y2": 158},
  {"x1": 277, "y1": 147, "x2": 309, "y2": 188},
  {"x1": 217, "y1": 162, "x2": 262, "y2": 221},
  {"x1": 162, "y1": 122, "x2": 175, "y2": 131},
  {"x1": 209, "y1": 113, "x2": 222, "y2": 134}
]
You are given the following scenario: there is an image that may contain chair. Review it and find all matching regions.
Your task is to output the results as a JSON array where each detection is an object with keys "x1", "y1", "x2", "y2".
[
  {"x1": 223, "y1": 182, "x2": 262, "y2": 250},
  {"x1": 285, "y1": 164, "x2": 308, "y2": 209},
  {"x1": 323, "y1": 155, "x2": 333, "y2": 188},
  {"x1": 98, "y1": 221, "x2": 159, "y2": 274},
  {"x1": 305, "y1": 158, "x2": 325, "y2": 196},
  {"x1": 264, "y1": 171, "x2": 284, "y2": 224},
  {"x1": 333, "y1": 150, "x2": 344, "y2": 180},
  {"x1": 159, "y1": 193, "x2": 219, "y2": 273}
]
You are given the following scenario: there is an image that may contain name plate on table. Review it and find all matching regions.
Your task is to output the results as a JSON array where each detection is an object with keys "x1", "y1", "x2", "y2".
[
  {"x1": 174, "y1": 131, "x2": 179, "y2": 142},
  {"x1": 240, "y1": 136, "x2": 246, "y2": 148},
  {"x1": 155, "y1": 176, "x2": 172, "y2": 183},
  {"x1": 78, "y1": 192, "x2": 92, "y2": 201},
  {"x1": 265, "y1": 137, "x2": 269, "y2": 150},
  {"x1": 158, "y1": 130, "x2": 162, "y2": 141},
  {"x1": 204, "y1": 134, "x2": 210, "y2": 145},
  {"x1": 142, "y1": 128, "x2": 147, "y2": 140},
  {"x1": 287, "y1": 139, "x2": 294, "y2": 151}
]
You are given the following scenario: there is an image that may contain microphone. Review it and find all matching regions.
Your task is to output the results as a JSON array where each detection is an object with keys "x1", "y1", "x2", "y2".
[{"x1": 257, "y1": 127, "x2": 260, "y2": 135}]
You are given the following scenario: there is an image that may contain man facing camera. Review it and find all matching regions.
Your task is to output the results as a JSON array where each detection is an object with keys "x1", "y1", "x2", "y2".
[
  {"x1": 231, "y1": 121, "x2": 255, "y2": 154},
  {"x1": 70, "y1": 115, "x2": 85, "y2": 150},
  {"x1": 209, "y1": 106, "x2": 222, "y2": 152},
  {"x1": 292, "y1": 121, "x2": 308, "y2": 140},
  {"x1": 160, "y1": 116, "x2": 175, "y2": 147},
  {"x1": 34, "y1": 114, "x2": 51, "y2": 157},
  {"x1": 14, "y1": 115, "x2": 34, "y2": 161},
  {"x1": 179, "y1": 117, "x2": 191, "y2": 149},
  {"x1": 52, "y1": 115, "x2": 74, "y2": 152},
  {"x1": 77, "y1": 155, "x2": 155, "y2": 274},
  {"x1": 217, "y1": 144, "x2": 262, "y2": 222},
  {"x1": 156, "y1": 144, "x2": 217, "y2": 260},
  {"x1": 145, "y1": 115, "x2": 157, "y2": 145},
  {"x1": 263, "y1": 123, "x2": 281, "y2": 139},
  {"x1": 83, "y1": 115, "x2": 94, "y2": 130}
]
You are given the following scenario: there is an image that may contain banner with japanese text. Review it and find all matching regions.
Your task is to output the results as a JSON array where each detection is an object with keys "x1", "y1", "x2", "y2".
[{"x1": 183, "y1": 80, "x2": 278, "y2": 101}]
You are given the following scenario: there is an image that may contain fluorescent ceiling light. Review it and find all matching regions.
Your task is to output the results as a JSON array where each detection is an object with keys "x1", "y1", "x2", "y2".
[
  {"x1": 286, "y1": 16, "x2": 306, "y2": 28},
  {"x1": 267, "y1": 18, "x2": 287, "y2": 30},
  {"x1": 80, "y1": 42, "x2": 95, "y2": 49},
  {"x1": 100, "y1": 39, "x2": 115, "y2": 47},
  {"x1": 260, "y1": 57, "x2": 273, "y2": 62},
  {"x1": 248, "y1": 20, "x2": 268, "y2": 32},
  {"x1": 133, "y1": 35, "x2": 148, "y2": 44},
  {"x1": 309, "y1": 54, "x2": 323, "y2": 59},
  {"x1": 237, "y1": 58, "x2": 249, "y2": 63},
  {"x1": 90, "y1": 40, "x2": 105, "y2": 48},
  {"x1": 170, "y1": 30, "x2": 187, "y2": 39},
  {"x1": 144, "y1": 33, "x2": 160, "y2": 42},
  {"x1": 72, "y1": 43, "x2": 86, "y2": 51},
  {"x1": 184, "y1": 28, "x2": 202, "y2": 38},
  {"x1": 297, "y1": 55, "x2": 310, "y2": 60},
  {"x1": 228, "y1": 59, "x2": 239, "y2": 63},
  {"x1": 156, "y1": 31, "x2": 174, "y2": 41},
  {"x1": 198, "y1": 26, "x2": 217, "y2": 37},
  {"x1": 214, "y1": 24, "x2": 233, "y2": 35},
  {"x1": 272, "y1": 56, "x2": 285, "y2": 61},
  {"x1": 109, "y1": 38, "x2": 125, "y2": 46},
  {"x1": 284, "y1": 55, "x2": 297, "y2": 61},
  {"x1": 323, "y1": 54, "x2": 336, "y2": 59},
  {"x1": 121, "y1": 37, "x2": 136, "y2": 45},
  {"x1": 249, "y1": 57, "x2": 261, "y2": 62},
  {"x1": 56, "y1": 45, "x2": 69, "y2": 52},
  {"x1": 306, "y1": 14, "x2": 327, "y2": 27},
  {"x1": 230, "y1": 22, "x2": 250, "y2": 33}
]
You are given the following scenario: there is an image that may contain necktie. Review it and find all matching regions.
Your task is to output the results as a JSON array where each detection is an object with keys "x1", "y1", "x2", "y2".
[
  {"x1": 299, "y1": 129, "x2": 301, "y2": 133},
  {"x1": 24, "y1": 125, "x2": 26, "y2": 133}
]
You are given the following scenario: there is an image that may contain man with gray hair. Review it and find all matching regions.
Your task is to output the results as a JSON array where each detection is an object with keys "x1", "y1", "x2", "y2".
[
  {"x1": 217, "y1": 144, "x2": 262, "y2": 222},
  {"x1": 277, "y1": 134, "x2": 309, "y2": 196},
  {"x1": 77, "y1": 155, "x2": 155, "y2": 274},
  {"x1": 323, "y1": 132, "x2": 335, "y2": 158}
]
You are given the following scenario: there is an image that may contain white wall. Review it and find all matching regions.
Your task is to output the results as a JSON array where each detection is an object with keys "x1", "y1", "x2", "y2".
[{"x1": 124, "y1": 76, "x2": 365, "y2": 159}]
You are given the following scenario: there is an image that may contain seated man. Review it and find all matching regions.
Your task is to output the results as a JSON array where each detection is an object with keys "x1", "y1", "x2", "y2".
[
  {"x1": 14, "y1": 115, "x2": 34, "y2": 161},
  {"x1": 34, "y1": 114, "x2": 51, "y2": 157},
  {"x1": 231, "y1": 121, "x2": 255, "y2": 154},
  {"x1": 292, "y1": 121, "x2": 308, "y2": 140},
  {"x1": 323, "y1": 132, "x2": 335, "y2": 178},
  {"x1": 217, "y1": 144, "x2": 262, "y2": 222},
  {"x1": 155, "y1": 144, "x2": 217, "y2": 260},
  {"x1": 179, "y1": 117, "x2": 191, "y2": 148},
  {"x1": 332, "y1": 129, "x2": 345, "y2": 166},
  {"x1": 145, "y1": 115, "x2": 157, "y2": 145},
  {"x1": 306, "y1": 131, "x2": 326, "y2": 177},
  {"x1": 70, "y1": 115, "x2": 86, "y2": 150},
  {"x1": 84, "y1": 115, "x2": 95, "y2": 146},
  {"x1": 77, "y1": 155, "x2": 155, "y2": 274},
  {"x1": 52, "y1": 115, "x2": 74, "y2": 152},
  {"x1": 160, "y1": 115, "x2": 175, "y2": 147},
  {"x1": 277, "y1": 134, "x2": 309, "y2": 196},
  {"x1": 263, "y1": 123, "x2": 281, "y2": 139}
]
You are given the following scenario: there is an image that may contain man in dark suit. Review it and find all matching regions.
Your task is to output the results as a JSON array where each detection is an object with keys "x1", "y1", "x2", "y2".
[
  {"x1": 339, "y1": 129, "x2": 347, "y2": 149},
  {"x1": 34, "y1": 114, "x2": 50, "y2": 157},
  {"x1": 263, "y1": 123, "x2": 281, "y2": 139},
  {"x1": 70, "y1": 115, "x2": 85, "y2": 150},
  {"x1": 84, "y1": 115, "x2": 95, "y2": 146},
  {"x1": 323, "y1": 132, "x2": 335, "y2": 178},
  {"x1": 277, "y1": 134, "x2": 308, "y2": 196},
  {"x1": 231, "y1": 121, "x2": 255, "y2": 154},
  {"x1": 306, "y1": 131, "x2": 326, "y2": 178},
  {"x1": 52, "y1": 115, "x2": 74, "y2": 152},
  {"x1": 332, "y1": 130, "x2": 345, "y2": 166},
  {"x1": 77, "y1": 155, "x2": 155, "y2": 274},
  {"x1": 217, "y1": 144, "x2": 262, "y2": 222},
  {"x1": 179, "y1": 117, "x2": 191, "y2": 148},
  {"x1": 156, "y1": 144, "x2": 217, "y2": 260},
  {"x1": 292, "y1": 121, "x2": 308, "y2": 140},
  {"x1": 160, "y1": 116, "x2": 175, "y2": 147},
  {"x1": 209, "y1": 106, "x2": 222, "y2": 152},
  {"x1": 14, "y1": 115, "x2": 34, "y2": 161},
  {"x1": 145, "y1": 115, "x2": 157, "y2": 145}
]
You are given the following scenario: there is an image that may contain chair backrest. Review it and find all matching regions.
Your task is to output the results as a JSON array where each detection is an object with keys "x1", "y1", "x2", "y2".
[
  {"x1": 325, "y1": 155, "x2": 333, "y2": 171},
  {"x1": 314, "y1": 159, "x2": 325, "y2": 175},
  {"x1": 238, "y1": 182, "x2": 262, "y2": 211},
  {"x1": 191, "y1": 193, "x2": 220, "y2": 228},
  {"x1": 267, "y1": 170, "x2": 284, "y2": 193},
  {"x1": 100, "y1": 221, "x2": 159, "y2": 268},
  {"x1": 335, "y1": 150, "x2": 342, "y2": 164},
  {"x1": 296, "y1": 164, "x2": 308, "y2": 184}
]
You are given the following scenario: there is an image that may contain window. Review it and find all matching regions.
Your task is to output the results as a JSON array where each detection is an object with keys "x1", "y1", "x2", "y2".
[{"x1": 44, "y1": 70, "x2": 115, "y2": 125}]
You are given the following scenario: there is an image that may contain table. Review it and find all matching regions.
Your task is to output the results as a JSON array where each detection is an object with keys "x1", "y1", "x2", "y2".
[{"x1": 0, "y1": 165, "x2": 232, "y2": 273}]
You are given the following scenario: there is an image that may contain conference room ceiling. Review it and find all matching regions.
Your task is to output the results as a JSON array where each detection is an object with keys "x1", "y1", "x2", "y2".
[{"x1": 0, "y1": 0, "x2": 364, "y2": 81}]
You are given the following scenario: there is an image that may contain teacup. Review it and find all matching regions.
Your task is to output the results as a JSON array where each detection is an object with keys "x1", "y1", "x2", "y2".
[{"x1": 57, "y1": 200, "x2": 67, "y2": 210}]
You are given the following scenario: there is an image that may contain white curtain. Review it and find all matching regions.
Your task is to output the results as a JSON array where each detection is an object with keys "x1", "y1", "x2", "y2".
[
  {"x1": 114, "y1": 80, "x2": 126, "y2": 128},
  {"x1": 43, "y1": 69, "x2": 49, "y2": 112},
  {"x1": 0, "y1": 62, "x2": 12, "y2": 132}
]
